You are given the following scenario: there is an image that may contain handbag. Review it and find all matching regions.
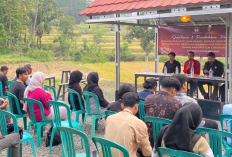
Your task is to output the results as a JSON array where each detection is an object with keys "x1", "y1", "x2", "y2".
[{"x1": 7, "y1": 124, "x2": 23, "y2": 139}]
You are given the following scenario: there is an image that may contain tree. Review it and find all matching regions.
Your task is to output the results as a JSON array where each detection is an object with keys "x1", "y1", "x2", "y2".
[
  {"x1": 53, "y1": 16, "x2": 80, "y2": 55},
  {"x1": 92, "y1": 24, "x2": 106, "y2": 45},
  {"x1": 28, "y1": 0, "x2": 39, "y2": 47},
  {"x1": 0, "y1": 24, "x2": 11, "y2": 47},
  {"x1": 35, "y1": 0, "x2": 63, "y2": 48},
  {"x1": 0, "y1": 0, "x2": 27, "y2": 47},
  {"x1": 55, "y1": 0, "x2": 87, "y2": 23},
  {"x1": 59, "y1": 16, "x2": 76, "y2": 35},
  {"x1": 124, "y1": 20, "x2": 155, "y2": 62}
]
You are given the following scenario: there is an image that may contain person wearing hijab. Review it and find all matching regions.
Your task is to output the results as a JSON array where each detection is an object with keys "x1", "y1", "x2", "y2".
[
  {"x1": 68, "y1": 70, "x2": 84, "y2": 110},
  {"x1": 152, "y1": 103, "x2": 213, "y2": 157},
  {"x1": 23, "y1": 72, "x2": 67, "y2": 122},
  {"x1": 83, "y1": 72, "x2": 109, "y2": 114}
]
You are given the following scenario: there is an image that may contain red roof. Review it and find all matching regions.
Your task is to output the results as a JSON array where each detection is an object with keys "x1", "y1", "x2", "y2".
[{"x1": 79, "y1": 0, "x2": 232, "y2": 16}]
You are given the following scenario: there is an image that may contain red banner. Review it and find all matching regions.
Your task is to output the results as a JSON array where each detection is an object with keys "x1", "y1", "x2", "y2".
[{"x1": 158, "y1": 25, "x2": 226, "y2": 57}]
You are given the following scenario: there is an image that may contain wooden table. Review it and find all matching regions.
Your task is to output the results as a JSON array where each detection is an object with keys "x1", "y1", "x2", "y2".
[
  {"x1": 135, "y1": 72, "x2": 225, "y2": 97},
  {"x1": 57, "y1": 79, "x2": 87, "y2": 101},
  {"x1": 45, "y1": 76, "x2": 55, "y2": 88}
]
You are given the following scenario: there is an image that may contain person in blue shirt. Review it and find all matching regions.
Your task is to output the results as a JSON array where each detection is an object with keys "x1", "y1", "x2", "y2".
[
  {"x1": 138, "y1": 78, "x2": 157, "y2": 101},
  {"x1": 223, "y1": 104, "x2": 232, "y2": 146}
]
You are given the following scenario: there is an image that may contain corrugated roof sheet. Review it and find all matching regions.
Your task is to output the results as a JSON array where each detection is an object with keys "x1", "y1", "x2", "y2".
[{"x1": 79, "y1": 0, "x2": 232, "y2": 16}]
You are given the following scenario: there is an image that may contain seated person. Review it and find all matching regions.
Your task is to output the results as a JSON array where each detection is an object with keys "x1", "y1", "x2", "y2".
[
  {"x1": 0, "y1": 133, "x2": 20, "y2": 157},
  {"x1": 83, "y1": 72, "x2": 109, "y2": 114},
  {"x1": 100, "y1": 92, "x2": 152, "y2": 157},
  {"x1": 138, "y1": 78, "x2": 157, "y2": 101},
  {"x1": 24, "y1": 64, "x2": 32, "y2": 86},
  {"x1": 219, "y1": 72, "x2": 230, "y2": 102},
  {"x1": 144, "y1": 77, "x2": 182, "y2": 147},
  {"x1": 198, "y1": 52, "x2": 224, "y2": 100},
  {"x1": 163, "y1": 52, "x2": 181, "y2": 73},
  {"x1": 223, "y1": 104, "x2": 232, "y2": 146},
  {"x1": 13, "y1": 65, "x2": 32, "y2": 87},
  {"x1": 153, "y1": 102, "x2": 213, "y2": 157},
  {"x1": 173, "y1": 74, "x2": 218, "y2": 130},
  {"x1": 0, "y1": 98, "x2": 10, "y2": 124},
  {"x1": 220, "y1": 83, "x2": 227, "y2": 102},
  {"x1": 183, "y1": 51, "x2": 200, "y2": 94},
  {"x1": 68, "y1": 70, "x2": 84, "y2": 110},
  {"x1": 107, "y1": 83, "x2": 136, "y2": 112},
  {"x1": 0, "y1": 66, "x2": 9, "y2": 96},
  {"x1": 10, "y1": 67, "x2": 28, "y2": 114},
  {"x1": 23, "y1": 72, "x2": 67, "y2": 122}
]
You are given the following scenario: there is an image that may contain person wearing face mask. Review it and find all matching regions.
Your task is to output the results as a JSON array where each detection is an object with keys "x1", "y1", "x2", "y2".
[
  {"x1": 144, "y1": 77, "x2": 182, "y2": 147},
  {"x1": 198, "y1": 52, "x2": 224, "y2": 100},
  {"x1": 138, "y1": 78, "x2": 157, "y2": 101}
]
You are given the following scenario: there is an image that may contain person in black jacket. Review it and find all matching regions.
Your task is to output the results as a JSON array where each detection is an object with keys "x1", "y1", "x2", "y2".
[
  {"x1": 83, "y1": 72, "x2": 109, "y2": 114},
  {"x1": 107, "y1": 83, "x2": 136, "y2": 112},
  {"x1": 163, "y1": 52, "x2": 181, "y2": 73},
  {"x1": 198, "y1": 52, "x2": 224, "y2": 100},
  {"x1": 68, "y1": 70, "x2": 84, "y2": 110}
]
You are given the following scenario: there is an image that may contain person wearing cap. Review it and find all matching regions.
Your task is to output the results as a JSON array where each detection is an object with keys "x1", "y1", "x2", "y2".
[
  {"x1": 163, "y1": 52, "x2": 181, "y2": 73},
  {"x1": 198, "y1": 52, "x2": 224, "y2": 100}
]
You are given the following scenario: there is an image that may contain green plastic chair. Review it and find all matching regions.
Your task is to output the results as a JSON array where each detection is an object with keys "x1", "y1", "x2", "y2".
[
  {"x1": 0, "y1": 110, "x2": 36, "y2": 157},
  {"x1": 197, "y1": 127, "x2": 232, "y2": 157},
  {"x1": 0, "y1": 82, "x2": 7, "y2": 98},
  {"x1": 92, "y1": 136, "x2": 129, "y2": 157},
  {"x1": 157, "y1": 147, "x2": 203, "y2": 157},
  {"x1": 44, "y1": 85, "x2": 57, "y2": 101},
  {"x1": 23, "y1": 98, "x2": 51, "y2": 148},
  {"x1": 105, "y1": 110, "x2": 117, "y2": 117},
  {"x1": 67, "y1": 88, "x2": 86, "y2": 125},
  {"x1": 138, "y1": 100, "x2": 145, "y2": 121},
  {"x1": 219, "y1": 114, "x2": 232, "y2": 156},
  {"x1": 81, "y1": 91, "x2": 106, "y2": 138},
  {"x1": 47, "y1": 100, "x2": 83, "y2": 154},
  {"x1": 7, "y1": 92, "x2": 28, "y2": 130},
  {"x1": 57, "y1": 126, "x2": 91, "y2": 157},
  {"x1": 143, "y1": 117, "x2": 172, "y2": 143},
  {"x1": 6, "y1": 81, "x2": 14, "y2": 90}
]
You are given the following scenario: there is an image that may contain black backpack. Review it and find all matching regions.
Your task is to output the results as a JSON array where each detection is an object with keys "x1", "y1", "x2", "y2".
[{"x1": 46, "y1": 126, "x2": 62, "y2": 147}]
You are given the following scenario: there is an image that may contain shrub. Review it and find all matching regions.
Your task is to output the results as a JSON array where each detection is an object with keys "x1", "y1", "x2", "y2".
[
  {"x1": 111, "y1": 43, "x2": 133, "y2": 61},
  {"x1": 159, "y1": 55, "x2": 168, "y2": 63},
  {"x1": 27, "y1": 49, "x2": 53, "y2": 62},
  {"x1": 79, "y1": 39, "x2": 107, "y2": 63}
]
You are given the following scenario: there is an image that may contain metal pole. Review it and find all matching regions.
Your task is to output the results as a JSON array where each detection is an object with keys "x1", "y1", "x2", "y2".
[
  {"x1": 115, "y1": 24, "x2": 120, "y2": 101},
  {"x1": 155, "y1": 26, "x2": 159, "y2": 73},
  {"x1": 229, "y1": 13, "x2": 232, "y2": 103},
  {"x1": 225, "y1": 15, "x2": 229, "y2": 104}
]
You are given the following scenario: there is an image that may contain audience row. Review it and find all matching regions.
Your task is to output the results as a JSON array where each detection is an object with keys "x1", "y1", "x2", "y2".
[{"x1": 0, "y1": 65, "x2": 223, "y2": 157}]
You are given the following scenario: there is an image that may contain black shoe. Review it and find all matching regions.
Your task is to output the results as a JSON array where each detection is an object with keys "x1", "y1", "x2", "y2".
[{"x1": 204, "y1": 93, "x2": 209, "y2": 99}]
